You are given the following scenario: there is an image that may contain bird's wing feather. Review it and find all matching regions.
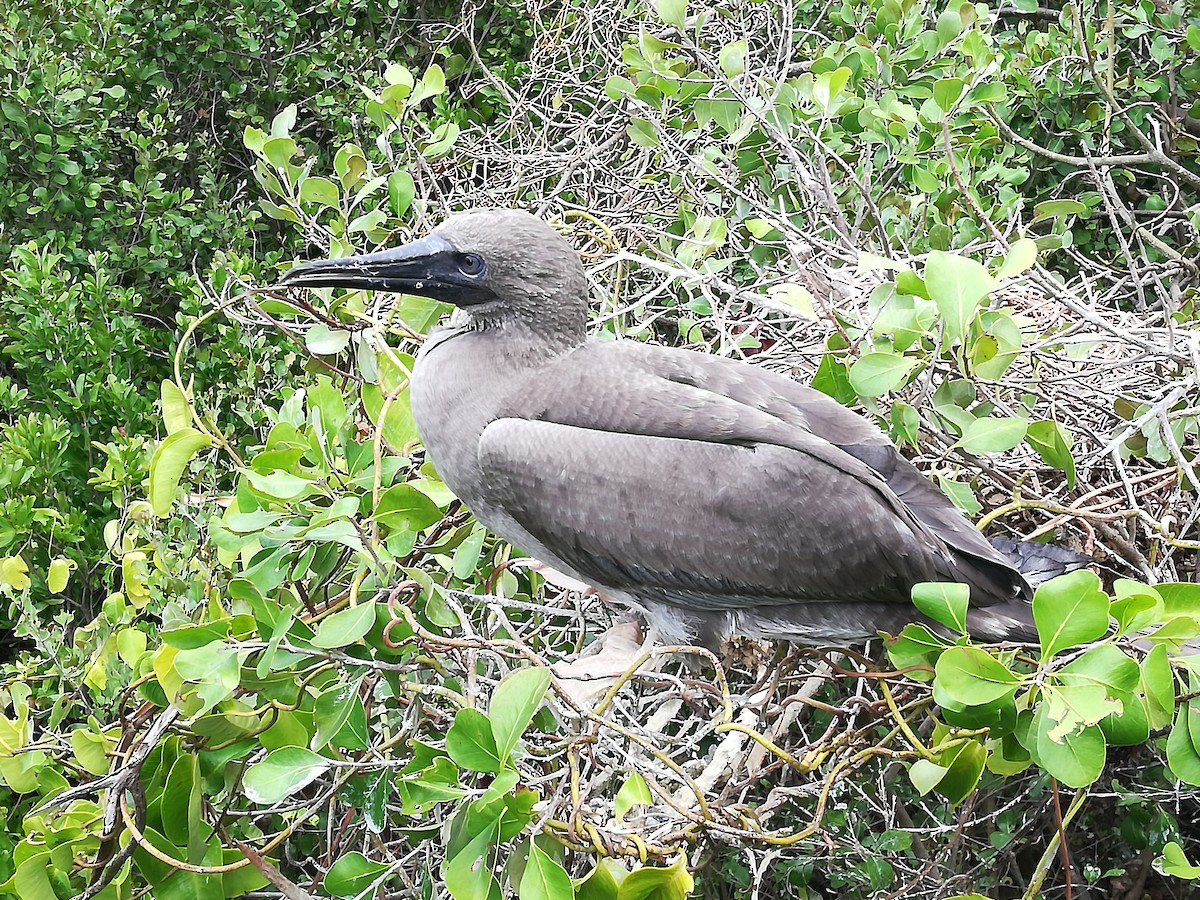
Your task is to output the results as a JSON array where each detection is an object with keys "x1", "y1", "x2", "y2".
[
  {"x1": 477, "y1": 417, "x2": 952, "y2": 611},
  {"x1": 499, "y1": 340, "x2": 1025, "y2": 606}
]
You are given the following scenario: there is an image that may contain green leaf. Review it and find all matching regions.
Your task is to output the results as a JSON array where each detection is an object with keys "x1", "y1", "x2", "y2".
[
  {"x1": 374, "y1": 484, "x2": 443, "y2": 532},
  {"x1": 1032, "y1": 708, "x2": 1105, "y2": 788},
  {"x1": 911, "y1": 582, "x2": 969, "y2": 634},
  {"x1": 312, "y1": 603, "x2": 377, "y2": 649},
  {"x1": 1032, "y1": 570, "x2": 1109, "y2": 660},
  {"x1": 849, "y1": 351, "x2": 918, "y2": 397},
  {"x1": 388, "y1": 170, "x2": 416, "y2": 218},
  {"x1": 1110, "y1": 580, "x2": 1163, "y2": 635},
  {"x1": 1156, "y1": 842, "x2": 1200, "y2": 879},
  {"x1": 614, "y1": 770, "x2": 653, "y2": 820},
  {"x1": 520, "y1": 843, "x2": 575, "y2": 900},
  {"x1": 1142, "y1": 644, "x2": 1176, "y2": 729},
  {"x1": 299, "y1": 176, "x2": 340, "y2": 209},
  {"x1": 935, "y1": 740, "x2": 986, "y2": 805},
  {"x1": 813, "y1": 66, "x2": 852, "y2": 113},
  {"x1": 47, "y1": 558, "x2": 73, "y2": 594},
  {"x1": 576, "y1": 860, "x2": 624, "y2": 900},
  {"x1": 1057, "y1": 644, "x2": 1139, "y2": 697},
  {"x1": 995, "y1": 238, "x2": 1038, "y2": 281},
  {"x1": 924, "y1": 251, "x2": 993, "y2": 344},
  {"x1": 313, "y1": 680, "x2": 361, "y2": 751},
  {"x1": 305, "y1": 324, "x2": 352, "y2": 355},
  {"x1": 244, "y1": 469, "x2": 315, "y2": 501},
  {"x1": 653, "y1": 0, "x2": 687, "y2": 28},
  {"x1": 490, "y1": 667, "x2": 552, "y2": 762},
  {"x1": 885, "y1": 623, "x2": 949, "y2": 682},
  {"x1": 243, "y1": 747, "x2": 330, "y2": 804},
  {"x1": 447, "y1": 708, "x2": 503, "y2": 773},
  {"x1": 149, "y1": 428, "x2": 212, "y2": 517},
  {"x1": 271, "y1": 104, "x2": 296, "y2": 137},
  {"x1": 955, "y1": 417, "x2": 1028, "y2": 454},
  {"x1": 161, "y1": 379, "x2": 192, "y2": 434},
  {"x1": 718, "y1": 40, "x2": 748, "y2": 78},
  {"x1": 932, "y1": 77, "x2": 964, "y2": 113},
  {"x1": 1167, "y1": 703, "x2": 1200, "y2": 786},
  {"x1": 1032, "y1": 199, "x2": 1088, "y2": 224},
  {"x1": 263, "y1": 136, "x2": 298, "y2": 168},
  {"x1": 444, "y1": 817, "x2": 499, "y2": 900},
  {"x1": 1026, "y1": 420, "x2": 1075, "y2": 488},
  {"x1": 616, "y1": 858, "x2": 693, "y2": 900},
  {"x1": 934, "y1": 646, "x2": 1021, "y2": 706},
  {"x1": 348, "y1": 209, "x2": 388, "y2": 234},
  {"x1": 627, "y1": 117, "x2": 660, "y2": 148},
  {"x1": 324, "y1": 851, "x2": 391, "y2": 898},
  {"x1": 909, "y1": 758, "x2": 948, "y2": 795}
]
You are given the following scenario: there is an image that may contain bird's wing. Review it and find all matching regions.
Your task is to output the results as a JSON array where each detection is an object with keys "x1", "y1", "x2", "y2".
[
  {"x1": 495, "y1": 340, "x2": 1025, "y2": 608},
  {"x1": 477, "y1": 416, "x2": 952, "y2": 611}
]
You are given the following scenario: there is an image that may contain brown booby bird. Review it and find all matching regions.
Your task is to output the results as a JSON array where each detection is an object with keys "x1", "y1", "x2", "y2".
[{"x1": 281, "y1": 209, "x2": 1069, "y2": 647}]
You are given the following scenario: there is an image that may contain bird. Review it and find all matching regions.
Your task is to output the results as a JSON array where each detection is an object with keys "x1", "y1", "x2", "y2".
[{"x1": 280, "y1": 208, "x2": 1078, "y2": 649}]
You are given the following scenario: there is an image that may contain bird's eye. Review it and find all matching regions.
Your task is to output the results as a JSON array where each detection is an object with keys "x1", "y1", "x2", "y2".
[{"x1": 458, "y1": 254, "x2": 485, "y2": 276}]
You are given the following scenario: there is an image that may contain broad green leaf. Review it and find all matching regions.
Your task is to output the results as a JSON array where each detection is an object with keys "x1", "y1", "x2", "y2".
[
  {"x1": 911, "y1": 582, "x2": 969, "y2": 634},
  {"x1": 849, "y1": 351, "x2": 918, "y2": 397},
  {"x1": 1156, "y1": 842, "x2": 1200, "y2": 879},
  {"x1": 616, "y1": 858, "x2": 693, "y2": 900},
  {"x1": 934, "y1": 647, "x2": 1021, "y2": 706},
  {"x1": 1167, "y1": 704, "x2": 1200, "y2": 786},
  {"x1": 576, "y1": 860, "x2": 625, "y2": 900},
  {"x1": 447, "y1": 708, "x2": 503, "y2": 773},
  {"x1": 1057, "y1": 644, "x2": 1139, "y2": 697},
  {"x1": 936, "y1": 475, "x2": 982, "y2": 517},
  {"x1": 374, "y1": 484, "x2": 443, "y2": 532},
  {"x1": 519, "y1": 842, "x2": 575, "y2": 900},
  {"x1": 149, "y1": 428, "x2": 212, "y2": 516},
  {"x1": 924, "y1": 251, "x2": 993, "y2": 344},
  {"x1": 444, "y1": 818, "x2": 499, "y2": 900},
  {"x1": 388, "y1": 170, "x2": 416, "y2": 218},
  {"x1": 653, "y1": 0, "x2": 686, "y2": 27},
  {"x1": 627, "y1": 117, "x2": 659, "y2": 148},
  {"x1": 1142, "y1": 644, "x2": 1176, "y2": 729},
  {"x1": 10, "y1": 851, "x2": 56, "y2": 900},
  {"x1": 1032, "y1": 199, "x2": 1087, "y2": 224},
  {"x1": 490, "y1": 667, "x2": 552, "y2": 762},
  {"x1": 1026, "y1": 420, "x2": 1075, "y2": 488},
  {"x1": 718, "y1": 40, "x2": 747, "y2": 78},
  {"x1": 1158, "y1": 582, "x2": 1200, "y2": 617},
  {"x1": 813, "y1": 67, "x2": 852, "y2": 113},
  {"x1": 306, "y1": 324, "x2": 352, "y2": 355},
  {"x1": 885, "y1": 623, "x2": 949, "y2": 682},
  {"x1": 161, "y1": 380, "x2": 192, "y2": 434},
  {"x1": 262, "y1": 136, "x2": 298, "y2": 168},
  {"x1": 70, "y1": 727, "x2": 113, "y2": 776},
  {"x1": 932, "y1": 77, "x2": 964, "y2": 113},
  {"x1": 614, "y1": 770, "x2": 653, "y2": 820},
  {"x1": 243, "y1": 747, "x2": 330, "y2": 804},
  {"x1": 908, "y1": 758, "x2": 948, "y2": 795},
  {"x1": 1032, "y1": 707, "x2": 1105, "y2": 788},
  {"x1": 324, "y1": 851, "x2": 390, "y2": 898},
  {"x1": 1110, "y1": 581, "x2": 1163, "y2": 635},
  {"x1": 313, "y1": 680, "x2": 361, "y2": 751},
  {"x1": 956, "y1": 417, "x2": 1028, "y2": 454},
  {"x1": 995, "y1": 238, "x2": 1038, "y2": 281},
  {"x1": 348, "y1": 209, "x2": 387, "y2": 234},
  {"x1": 935, "y1": 740, "x2": 986, "y2": 805},
  {"x1": 299, "y1": 176, "x2": 340, "y2": 209},
  {"x1": 271, "y1": 104, "x2": 296, "y2": 137},
  {"x1": 1032, "y1": 570, "x2": 1109, "y2": 659},
  {"x1": 243, "y1": 469, "x2": 315, "y2": 501},
  {"x1": 47, "y1": 558, "x2": 73, "y2": 594},
  {"x1": 312, "y1": 603, "x2": 377, "y2": 649}
]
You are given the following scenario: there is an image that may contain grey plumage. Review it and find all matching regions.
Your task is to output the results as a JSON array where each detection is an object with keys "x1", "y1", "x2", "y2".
[{"x1": 281, "y1": 209, "x2": 1078, "y2": 647}]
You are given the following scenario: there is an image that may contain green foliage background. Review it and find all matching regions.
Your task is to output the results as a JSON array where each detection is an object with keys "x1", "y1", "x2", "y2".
[{"x1": 0, "y1": 0, "x2": 1198, "y2": 897}]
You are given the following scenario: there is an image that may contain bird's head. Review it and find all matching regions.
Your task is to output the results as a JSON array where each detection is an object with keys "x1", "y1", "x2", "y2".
[{"x1": 279, "y1": 208, "x2": 588, "y2": 343}]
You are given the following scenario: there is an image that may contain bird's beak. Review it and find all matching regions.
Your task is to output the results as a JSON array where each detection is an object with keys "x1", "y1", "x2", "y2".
[{"x1": 278, "y1": 234, "x2": 495, "y2": 306}]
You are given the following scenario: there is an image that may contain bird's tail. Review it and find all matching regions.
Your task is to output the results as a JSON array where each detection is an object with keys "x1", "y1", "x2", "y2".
[{"x1": 988, "y1": 536, "x2": 1092, "y2": 588}]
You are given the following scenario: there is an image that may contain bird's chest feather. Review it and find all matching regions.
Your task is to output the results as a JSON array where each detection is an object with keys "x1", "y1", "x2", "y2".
[{"x1": 410, "y1": 328, "x2": 538, "y2": 513}]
